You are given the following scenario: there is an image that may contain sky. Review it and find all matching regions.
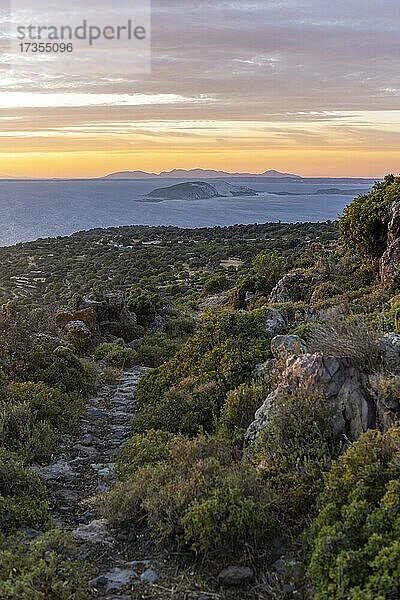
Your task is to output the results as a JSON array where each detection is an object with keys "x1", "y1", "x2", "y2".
[{"x1": 1, "y1": 0, "x2": 400, "y2": 178}]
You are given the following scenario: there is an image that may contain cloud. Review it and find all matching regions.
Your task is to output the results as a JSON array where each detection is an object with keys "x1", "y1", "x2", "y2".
[{"x1": 1, "y1": 0, "x2": 400, "y2": 169}]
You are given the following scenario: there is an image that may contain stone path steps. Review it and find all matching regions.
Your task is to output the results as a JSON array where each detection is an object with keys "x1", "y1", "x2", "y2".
[{"x1": 35, "y1": 366, "x2": 163, "y2": 597}]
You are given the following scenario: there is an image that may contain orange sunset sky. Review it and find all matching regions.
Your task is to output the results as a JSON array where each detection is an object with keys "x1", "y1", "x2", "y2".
[{"x1": 1, "y1": 1, "x2": 400, "y2": 179}]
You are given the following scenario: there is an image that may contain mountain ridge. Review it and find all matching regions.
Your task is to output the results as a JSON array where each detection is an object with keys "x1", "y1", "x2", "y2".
[{"x1": 103, "y1": 168, "x2": 300, "y2": 180}]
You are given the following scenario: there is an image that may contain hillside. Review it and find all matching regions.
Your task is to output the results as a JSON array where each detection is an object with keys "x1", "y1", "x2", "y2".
[{"x1": 1, "y1": 177, "x2": 400, "y2": 599}]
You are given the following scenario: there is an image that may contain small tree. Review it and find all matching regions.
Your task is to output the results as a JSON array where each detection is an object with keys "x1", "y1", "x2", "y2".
[
  {"x1": 339, "y1": 174, "x2": 400, "y2": 268},
  {"x1": 252, "y1": 251, "x2": 285, "y2": 294}
]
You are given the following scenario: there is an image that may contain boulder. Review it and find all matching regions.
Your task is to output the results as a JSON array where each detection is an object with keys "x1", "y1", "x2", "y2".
[
  {"x1": 73, "y1": 519, "x2": 114, "y2": 546},
  {"x1": 199, "y1": 294, "x2": 230, "y2": 309},
  {"x1": 268, "y1": 272, "x2": 310, "y2": 304},
  {"x1": 271, "y1": 334, "x2": 307, "y2": 361},
  {"x1": 63, "y1": 320, "x2": 93, "y2": 348},
  {"x1": 148, "y1": 314, "x2": 166, "y2": 333},
  {"x1": 246, "y1": 353, "x2": 375, "y2": 444},
  {"x1": 379, "y1": 201, "x2": 400, "y2": 285},
  {"x1": 55, "y1": 307, "x2": 97, "y2": 330},
  {"x1": 264, "y1": 308, "x2": 287, "y2": 335}
]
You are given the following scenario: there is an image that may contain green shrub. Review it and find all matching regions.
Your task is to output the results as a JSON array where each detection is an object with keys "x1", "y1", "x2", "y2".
[
  {"x1": 252, "y1": 391, "x2": 343, "y2": 532},
  {"x1": 203, "y1": 273, "x2": 229, "y2": 295},
  {"x1": 42, "y1": 347, "x2": 97, "y2": 395},
  {"x1": 310, "y1": 282, "x2": 341, "y2": 302},
  {"x1": 133, "y1": 378, "x2": 223, "y2": 436},
  {"x1": 306, "y1": 428, "x2": 400, "y2": 600},
  {"x1": 104, "y1": 435, "x2": 278, "y2": 559},
  {"x1": 7, "y1": 381, "x2": 83, "y2": 431},
  {"x1": 339, "y1": 174, "x2": 400, "y2": 267},
  {"x1": 217, "y1": 379, "x2": 272, "y2": 446},
  {"x1": 117, "y1": 430, "x2": 181, "y2": 480},
  {"x1": 136, "y1": 309, "x2": 272, "y2": 419},
  {"x1": 94, "y1": 341, "x2": 137, "y2": 368},
  {"x1": 165, "y1": 314, "x2": 195, "y2": 338},
  {"x1": 0, "y1": 449, "x2": 49, "y2": 533},
  {"x1": 182, "y1": 465, "x2": 276, "y2": 556},
  {"x1": 126, "y1": 288, "x2": 160, "y2": 326},
  {"x1": 290, "y1": 322, "x2": 319, "y2": 342},
  {"x1": 135, "y1": 333, "x2": 181, "y2": 367},
  {"x1": 252, "y1": 250, "x2": 285, "y2": 294},
  {"x1": 0, "y1": 529, "x2": 90, "y2": 599},
  {"x1": 0, "y1": 402, "x2": 58, "y2": 462}
]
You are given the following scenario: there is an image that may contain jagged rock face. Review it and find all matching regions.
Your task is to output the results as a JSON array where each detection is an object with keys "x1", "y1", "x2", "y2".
[
  {"x1": 246, "y1": 352, "x2": 375, "y2": 444},
  {"x1": 268, "y1": 272, "x2": 310, "y2": 304},
  {"x1": 379, "y1": 201, "x2": 400, "y2": 285},
  {"x1": 387, "y1": 201, "x2": 400, "y2": 246}
]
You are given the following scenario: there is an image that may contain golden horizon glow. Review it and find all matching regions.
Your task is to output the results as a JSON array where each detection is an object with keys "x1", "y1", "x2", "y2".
[{"x1": 1, "y1": 149, "x2": 399, "y2": 179}]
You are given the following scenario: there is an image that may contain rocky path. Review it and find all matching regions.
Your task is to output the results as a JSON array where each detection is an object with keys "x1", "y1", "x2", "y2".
[{"x1": 36, "y1": 366, "x2": 165, "y2": 598}]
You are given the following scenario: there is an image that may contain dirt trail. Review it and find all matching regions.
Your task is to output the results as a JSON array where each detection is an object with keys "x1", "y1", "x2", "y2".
[{"x1": 36, "y1": 366, "x2": 167, "y2": 598}]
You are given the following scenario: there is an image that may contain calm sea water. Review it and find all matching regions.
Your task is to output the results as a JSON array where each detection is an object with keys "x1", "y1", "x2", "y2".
[{"x1": 0, "y1": 178, "x2": 375, "y2": 247}]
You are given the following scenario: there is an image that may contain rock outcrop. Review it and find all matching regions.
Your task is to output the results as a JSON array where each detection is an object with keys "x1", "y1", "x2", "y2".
[
  {"x1": 246, "y1": 352, "x2": 375, "y2": 444},
  {"x1": 55, "y1": 292, "x2": 144, "y2": 348},
  {"x1": 76, "y1": 292, "x2": 144, "y2": 342},
  {"x1": 268, "y1": 272, "x2": 311, "y2": 304},
  {"x1": 379, "y1": 201, "x2": 400, "y2": 285}
]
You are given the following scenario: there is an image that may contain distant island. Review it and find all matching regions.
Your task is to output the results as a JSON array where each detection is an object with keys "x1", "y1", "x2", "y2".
[
  {"x1": 103, "y1": 168, "x2": 300, "y2": 180},
  {"x1": 145, "y1": 181, "x2": 258, "y2": 201},
  {"x1": 267, "y1": 188, "x2": 367, "y2": 197}
]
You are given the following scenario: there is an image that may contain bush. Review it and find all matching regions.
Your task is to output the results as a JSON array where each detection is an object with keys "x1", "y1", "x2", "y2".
[
  {"x1": 94, "y1": 341, "x2": 137, "y2": 368},
  {"x1": 103, "y1": 436, "x2": 277, "y2": 559},
  {"x1": 217, "y1": 379, "x2": 272, "y2": 446},
  {"x1": 136, "y1": 309, "x2": 272, "y2": 418},
  {"x1": 252, "y1": 391, "x2": 343, "y2": 532},
  {"x1": 126, "y1": 288, "x2": 160, "y2": 326},
  {"x1": 182, "y1": 465, "x2": 276, "y2": 556},
  {"x1": 0, "y1": 449, "x2": 49, "y2": 533},
  {"x1": 0, "y1": 529, "x2": 90, "y2": 599},
  {"x1": 6, "y1": 381, "x2": 83, "y2": 431},
  {"x1": 0, "y1": 402, "x2": 58, "y2": 462},
  {"x1": 203, "y1": 273, "x2": 229, "y2": 295},
  {"x1": 117, "y1": 430, "x2": 181, "y2": 480},
  {"x1": 339, "y1": 174, "x2": 400, "y2": 267},
  {"x1": 252, "y1": 251, "x2": 285, "y2": 294},
  {"x1": 306, "y1": 428, "x2": 400, "y2": 600},
  {"x1": 135, "y1": 333, "x2": 181, "y2": 367},
  {"x1": 133, "y1": 378, "x2": 223, "y2": 436},
  {"x1": 165, "y1": 314, "x2": 195, "y2": 338},
  {"x1": 42, "y1": 347, "x2": 97, "y2": 395}
]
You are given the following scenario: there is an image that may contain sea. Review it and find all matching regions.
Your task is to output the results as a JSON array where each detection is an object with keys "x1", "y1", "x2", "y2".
[{"x1": 0, "y1": 177, "x2": 376, "y2": 247}]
